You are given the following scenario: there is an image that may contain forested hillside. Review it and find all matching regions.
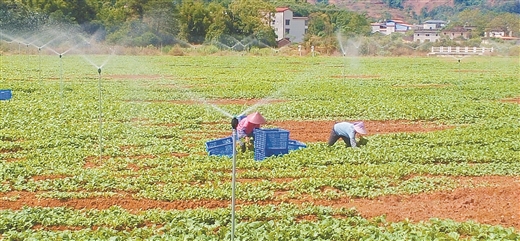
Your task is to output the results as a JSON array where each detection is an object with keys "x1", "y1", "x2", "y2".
[{"x1": 0, "y1": 0, "x2": 518, "y2": 49}]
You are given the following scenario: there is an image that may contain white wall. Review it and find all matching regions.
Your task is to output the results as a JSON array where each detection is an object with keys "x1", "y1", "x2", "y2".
[{"x1": 272, "y1": 9, "x2": 307, "y2": 43}]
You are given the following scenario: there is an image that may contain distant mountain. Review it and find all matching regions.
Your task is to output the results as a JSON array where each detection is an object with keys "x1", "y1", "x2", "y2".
[{"x1": 306, "y1": 0, "x2": 515, "y2": 21}]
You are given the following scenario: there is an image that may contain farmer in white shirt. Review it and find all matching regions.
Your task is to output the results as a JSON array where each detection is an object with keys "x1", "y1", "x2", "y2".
[{"x1": 327, "y1": 121, "x2": 367, "y2": 148}]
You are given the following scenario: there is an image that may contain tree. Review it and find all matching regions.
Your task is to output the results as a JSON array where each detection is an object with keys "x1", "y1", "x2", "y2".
[
  {"x1": 142, "y1": 0, "x2": 179, "y2": 45},
  {"x1": 486, "y1": 13, "x2": 519, "y2": 37},
  {"x1": 205, "y1": 2, "x2": 232, "y2": 41},
  {"x1": 330, "y1": 10, "x2": 371, "y2": 36},
  {"x1": 125, "y1": 0, "x2": 149, "y2": 20},
  {"x1": 450, "y1": 9, "x2": 492, "y2": 36},
  {"x1": 306, "y1": 12, "x2": 333, "y2": 38},
  {"x1": 228, "y1": 0, "x2": 275, "y2": 37},
  {"x1": 177, "y1": 0, "x2": 210, "y2": 44},
  {"x1": 384, "y1": 0, "x2": 402, "y2": 9}
]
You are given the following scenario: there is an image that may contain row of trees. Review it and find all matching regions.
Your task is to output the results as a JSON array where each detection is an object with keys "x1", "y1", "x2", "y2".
[
  {"x1": 0, "y1": 0, "x2": 371, "y2": 48},
  {"x1": 0, "y1": 0, "x2": 517, "y2": 50}
]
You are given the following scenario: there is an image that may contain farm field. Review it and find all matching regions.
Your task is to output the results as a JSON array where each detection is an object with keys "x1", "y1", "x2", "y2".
[{"x1": 0, "y1": 54, "x2": 519, "y2": 240}]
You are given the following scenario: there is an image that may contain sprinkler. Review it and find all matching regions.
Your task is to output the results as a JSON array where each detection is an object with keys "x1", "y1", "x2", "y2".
[
  {"x1": 231, "y1": 117, "x2": 238, "y2": 130},
  {"x1": 230, "y1": 116, "x2": 239, "y2": 241},
  {"x1": 98, "y1": 67, "x2": 103, "y2": 161}
]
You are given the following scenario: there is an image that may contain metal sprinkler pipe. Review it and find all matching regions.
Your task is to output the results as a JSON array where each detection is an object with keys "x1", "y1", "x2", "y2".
[
  {"x1": 98, "y1": 68, "x2": 103, "y2": 161},
  {"x1": 38, "y1": 48, "x2": 41, "y2": 82},
  {"x1": 230, "y1": 116, "x2": 238, "y2": 241}
]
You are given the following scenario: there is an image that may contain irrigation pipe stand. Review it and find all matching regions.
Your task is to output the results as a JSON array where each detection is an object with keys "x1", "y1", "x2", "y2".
[{"x1": 230, "y1": 117, "x2": 239, "y2": 241}]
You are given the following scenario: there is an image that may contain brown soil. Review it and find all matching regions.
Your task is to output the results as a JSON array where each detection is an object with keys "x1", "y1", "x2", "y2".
[
  {"x1": 270, "y1": 120, "x2": 453, "y2": 142},
  {"x1": 128, "y1": 98, "x2": 287, "y2": 105},
  {"x1": 453, "y1": 70, "x2": 491, "y2": 73},
  {"x1": 0, "y1": 176, "x2": 518, "y2": 229},
  {"x1": 501, "y1": 97, "x2": 520, "y2": 104},
  {"x1": 106, "y1": 74, "x2": 165, "y2": 80},
  {"x1": 392, "y1": 84, "x2": 451, "y2": 88},
  {"x1": 331, "y1": 75, "x2": 381, "y2": 79},
  {"x1": 1, "y1": 101, "x2": 514, "y2": 230}
]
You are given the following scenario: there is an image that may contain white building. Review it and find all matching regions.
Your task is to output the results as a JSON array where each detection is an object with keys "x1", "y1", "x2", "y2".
[
  {"x1": 422, "y1": 20, "x2": 446, "y2": 30},
  {"x1": 413, "y1": 20, "x2": 446, "y2": 42},
  {"x1": 371, "y1": 19, "x2": 412, "y2": 35},
  {"x1": 271, "y1": 7, "x2": 308, "y2": 43}
]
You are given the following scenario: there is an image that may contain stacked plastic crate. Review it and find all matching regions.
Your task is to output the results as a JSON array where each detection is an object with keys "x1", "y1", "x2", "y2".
[
  {"x1": 253, "y1": 128, "x2": 290, "y2": 161},
  {"x1": 288, "y1": 140, "x2": 306, "y2": 151},
  {"x1": 0, "y1": 89, "x2": 12, "y2": 101},
  {"x1": 205, "y1": 136, "x2": 233, "y2": 157},
  {"x1": 205, "y1": 127, "x2": 307, "y2": 159}
]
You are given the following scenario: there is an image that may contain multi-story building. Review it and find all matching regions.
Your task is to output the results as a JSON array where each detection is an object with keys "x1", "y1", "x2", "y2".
[
  {"x1": 371, "y1": 19, "x2": 412, "y2": 35},
  {"x1": 270, "y1": 7, "x2": 308, "y2": 44},
  {"x1": 413, "y1": 20, "x2": 446, "y2": 42}
]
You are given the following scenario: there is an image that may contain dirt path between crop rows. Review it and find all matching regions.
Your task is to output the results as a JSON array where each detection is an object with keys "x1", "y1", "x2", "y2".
[
  {"x1": 2, "y1": 114, "x2": 519, "y2": 230},
  {"x1": 1, "y1": 176, "x2": 518, "y2": 229},
  {"x1": 271, "y1": 120, "x2": 453, "y2": 142}
]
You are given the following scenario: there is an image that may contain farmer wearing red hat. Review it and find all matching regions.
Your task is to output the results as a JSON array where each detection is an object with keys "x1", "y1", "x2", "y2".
[
  {"x1": 237, "y1": 112, "x2": 266, "y2": 152},
  {"x1": 328, "y1": 121, "x2": 367, "y2": 148}
]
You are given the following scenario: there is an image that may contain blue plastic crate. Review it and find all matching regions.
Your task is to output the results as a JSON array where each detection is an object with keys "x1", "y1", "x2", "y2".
[
  {"x1": 255, "y1": 148, "x2": 288, "y2": 161},
  {"x1": 207, "y1": 143, "x2": 233, "y2": 157},
  {"x1": 254, "y1": 128, "x2": 289, "y2": 149},
  {"x1": 206, "y1": 136, "x2": 232, "y2": 148},
  {"x1": 0, "y1": 89, "x2": 12, "y2": 101},
  {"x1": 206, "y1": 136, "x2": 233, "y2": 157},
  {"x1": 288, "y1": 140, "x2": 307, "y2": 151},
  {"x1": 254, "y1": 128, "x2": 289, "y2": 161}
]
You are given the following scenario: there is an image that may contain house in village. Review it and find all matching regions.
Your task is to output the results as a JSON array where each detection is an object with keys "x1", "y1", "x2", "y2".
[
  {"x1": 270, "y1": 7, "x2": 308, "y2": 46},
  {"x1": 484, "y1": 28, "x2": 515, "y2": 39},
  {"x1": 422, "y1": 20, "x2": 446, "y2": 30},
  {"x1": 413, "y1": 20, "x2": 446, "y2": 42},
  {"x1": 483, "y1": 28, "x2": 520, "y2": 43},
  {"x1": 441, "y1": 26, "x2": 472, "y2": 41},
  {"x1": 371, "y1": 19, "x2": 412, "y2": 35}
]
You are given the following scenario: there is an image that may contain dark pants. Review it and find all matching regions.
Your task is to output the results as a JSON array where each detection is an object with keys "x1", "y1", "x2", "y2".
[
  {"x1": 240, "y1": 132, "x2": 254, "y2": 152},
  {"x1": 327, "y1": 128, "x2": 352, "y2": 147}
]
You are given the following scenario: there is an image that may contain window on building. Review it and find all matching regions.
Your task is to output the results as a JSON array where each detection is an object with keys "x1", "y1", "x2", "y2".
[
  {"x1": 426, "y1": 34, "x2": 430, "y2": 36},
  {"x1": 285, "y1": 19, "x2": 290, "y2": 25},
  {"x1": 285, "y1": 28, "x2": 290, "y2": 34}
]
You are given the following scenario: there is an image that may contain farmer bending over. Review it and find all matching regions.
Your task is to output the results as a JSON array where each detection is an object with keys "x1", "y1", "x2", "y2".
[
  {"x1": 237, "y1": 112, "x2": 266, "y2": 152},
  {"x1": 328, "y1": 121, "x2": 367, "y2": 148}
]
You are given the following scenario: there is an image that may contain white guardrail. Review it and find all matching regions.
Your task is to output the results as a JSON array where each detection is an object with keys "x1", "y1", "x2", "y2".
[{"x1": 428, "y1": 46, "x2": 494, "y2": 56}]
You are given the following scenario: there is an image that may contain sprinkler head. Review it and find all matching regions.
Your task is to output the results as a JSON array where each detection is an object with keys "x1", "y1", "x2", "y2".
[
  {"x1": 231, "y1": 117, "x2": 239, "y2": 130},
  {"x1": 98, "y1": 68, "x2": 102, "y2": 74}
]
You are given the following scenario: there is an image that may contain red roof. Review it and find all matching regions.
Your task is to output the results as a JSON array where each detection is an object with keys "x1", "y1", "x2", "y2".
[{"x1": 276, "y1": 7, "x2": 290, "y2": 12}]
